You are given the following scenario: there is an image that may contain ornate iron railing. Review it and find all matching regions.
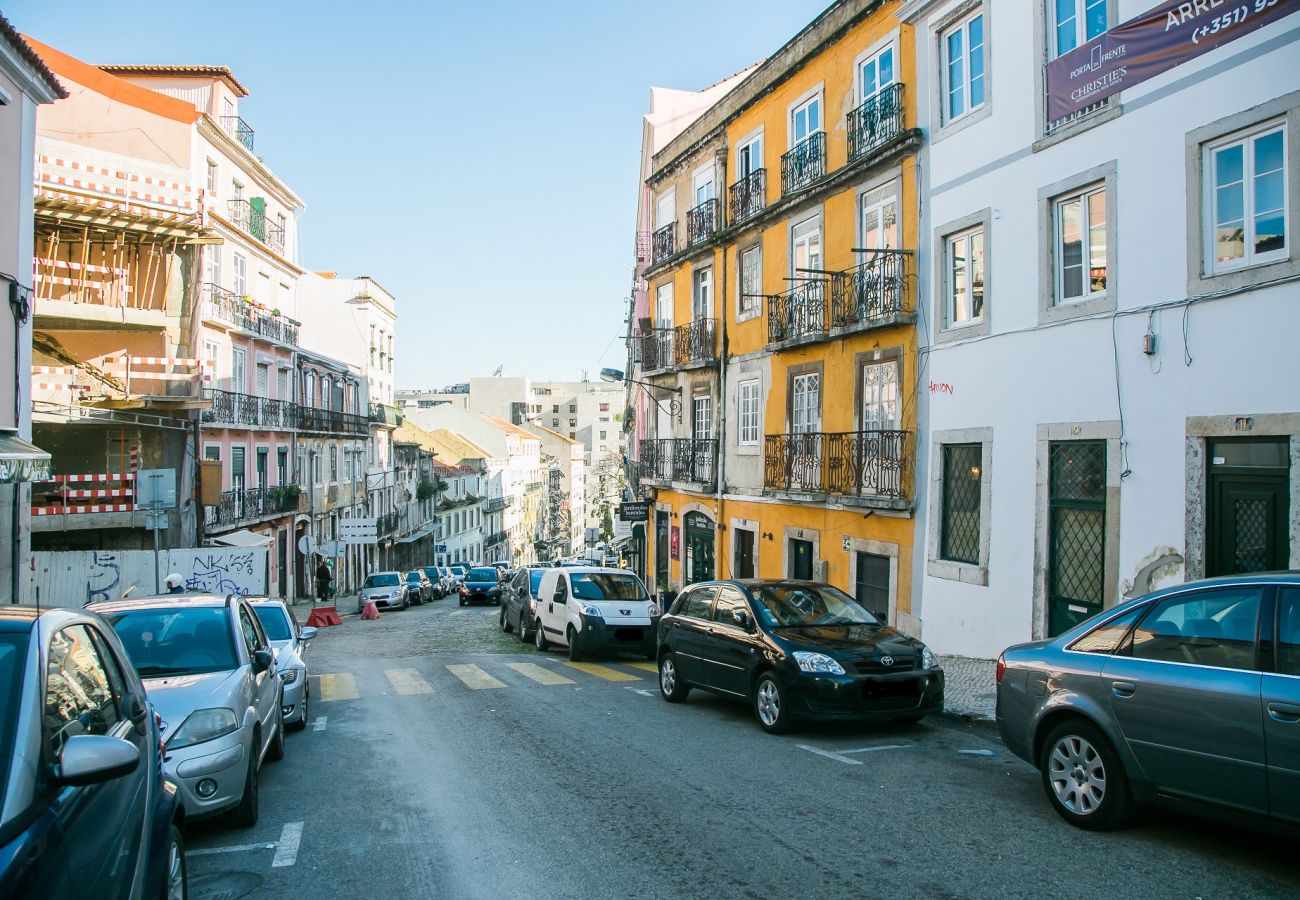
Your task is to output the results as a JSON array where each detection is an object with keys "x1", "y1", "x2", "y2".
[
  {"x1": 296, "y1": 405, "x2": 369, "y2": 436},
  {"x1": 780, "y1": 132, "x2": 825, "y2": 195},
  {"x1": 485, "y1": 530, "x2": 510, "y2": 547},
  {"x1": 636, "y1": 329, "x2": 674, "y2": 371},
  {"x1": 847, "y1": 84, "x2": 904, "y2": 161},
  {"x1": 377, "y1": 512, "x2": 399, "y2": 536},
  {"x1": 767, "y1": 280, "x2": 827, "y2": 344},
  {"x1": 201, "y1": 388, "x2": 296, "y2": 430},
  {"x1": 203, "y1": 283, "x2": 299, "y2": 345},
  {"x1": 369, "y1": 403, "x2": 403, "y2": 426},
  {"x1": 220, "y1": 115, "x2": 255, "y2": 152},
  {"x1": 635, "y1": 231, "x2": 652, "y2": 265},
  {"x1": 672, "y1": 318, "x2": 717, "y2": 367},
  {"x1": 651, "y1": 222, "x2": 677, "y2": 263},
  {"x1": 227, "y1": 199, "x2": 285, "y2": 254},
  {"x1": 729, "y1": 168, "x2": 766, "y2": 223},
  {"x1": 204, "y1": 486, "x2": 300, "y2": 529},
  {"x1": 764, "y1": 430, "x2": 910, "y2": 500},
  {"x1": 637, "y1": 438, "x2": 717, "y2": 484},
  {"x1": 686, "y1": 198, "x2": 720, "y2": 244},
  {"x1": 829, "y1": 251, "x2": 910, "y2": 329},
  {"x1": 484, "y1": 496, "x2": 509, "y2": 513}
]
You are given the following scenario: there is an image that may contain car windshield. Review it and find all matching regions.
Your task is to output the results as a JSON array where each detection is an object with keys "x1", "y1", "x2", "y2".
[
  {"x1": 364, "y1": 574, "x2": 400, "y2": 588},
  {"x1": 570, "y1": 573, "x2": 647, "y2": 602},
  {"x1": 405, "y1": 572, "x2": 422, "y2": 583},
  {"x1": 750, "y1": 584, "x2": 880, "y2": 628},
  {"x1": 529, "y1": 569, "x2": 546, "y2": 595},
  {"x1": 253, "y1": 606, "x2": 293, "y2": 642},
  {"x1": 421, "y1": 568, "x2": 439, "y2": 578},
  {"x1": 469, "y1": 567, "x2": 498, "y2": 581},
  {"x1": 0, "y1": 631, "x2": 29, "y2": 811},
  {"x1": 107, "y1": 606, "x2": 239, "y2": 676}
]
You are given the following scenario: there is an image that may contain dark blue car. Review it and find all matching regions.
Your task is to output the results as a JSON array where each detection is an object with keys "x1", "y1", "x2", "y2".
[{"x1": 0, "y1": 606, "x2": 186, "y2": 899}]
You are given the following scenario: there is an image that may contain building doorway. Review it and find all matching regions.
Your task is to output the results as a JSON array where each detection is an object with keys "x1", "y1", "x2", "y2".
[
  {"x1": 855, "y1": 551, "x2": 890, "y2": 619},
  {"x1": 1207, "y1": 439, "x2": 1290, "y2": 576},
  {"x1": 684, "y1": 511, "x2": 715, "y2": 584},
  {"x1": 789, "y1": 538, "x2": 813, "y2": 580},
  {"x1": 655, "y1": 511, "x2": 670, "y2": 592},
  {"x1": 734, "y1": 528, "x2": 756, "y2": 579},
  {"x1": 277, "y1": 529, "x2": 288, "y2": 598},
  {"x1": 1048, "y1": 441, "x2": 1106, "y2": 637}
]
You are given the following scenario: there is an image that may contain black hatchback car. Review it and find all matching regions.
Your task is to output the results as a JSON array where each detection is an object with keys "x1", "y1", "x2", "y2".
[{"x1": 657, "y1": 580, "x2": 945, "y2": 734}]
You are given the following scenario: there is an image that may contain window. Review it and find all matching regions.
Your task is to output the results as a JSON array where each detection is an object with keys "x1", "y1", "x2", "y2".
[
  {"x1": 1279, "y1": 589, "x2": 1300, "y2": 676},
  {"x1": 552, "y1": 404, "x2": 559, "y2": 413},
  {"x1": 791, "y1": 373, "x2": 820, "y2": 434},
  {"x1": 792, "y1": 217, "x2": 822, "y2": 282},
  {"x1": 738, "y1": 134, "x2": 762, "y2": 177},
  {"x1": 861, "y1": 360, "x2": 899, "y2": 432},
  {"x1": 256, "y1": 363, "x2": 270, "y2": 397},
  {"x1": 1055, "y1": 185, "x2": 1107, "y2": 303},
  {"x1": 599, "y1": 430, "x2": 607, "y2": 440},
  {"x1": 256, "y1": 447, "x2": 268, "y2": 491},
  {"x1": 1127, "y1": 587, "x2": 1262, "y2": 670},
  {"x1": 940, "y1": 444, "x2": 982, "y2": 564},
  {"x1": 861, "y1": 183, "x2": 899, "y2": 251},
  {"x1": 277, "y1": 369, "x2": 289, "y2": 402},
  {"x1": 739, "y1": 245, "x2": 761, "y2": 317},
  {"x1": 230, "y1": 347, "x2": 246, "y2": 392},
  {"x1": 859, "y1": 44, "x2": 895, "y2": 103},
  {"x1": 44, "y1": 626, "x2": 122, "y2": 756},
  {"x1": 1208, "y1": 123, "x2": 1287, "y2": 272},
  {"x1": 233, "y1": 253, "x2": 247, "y2": 297},
  {"x1": 692, "y1": 166, "x2": 715, "y2": 205},
  {"x1": 231, "y1": 446, "x2": 246, "y2": 492},
  {"x1": 1069, "y1": 605, "x2": 1144, "y2": 654},
  {"x1": 277, "y1": 447, "x2": 288, "y2": 485},
  {"x1": 329, "y1": 444, "x2": 337, "y2": 482},
  {"x1": 738, "y1": 379, "x2": 760, "y2": 446},
  {"x1": 232, "y1": 180, "x2": 244, "y2": 203},
  {"x1": 943, "y1": 11, "x2": 985, "y2": 122},
  {"x1": 791, "y1": 95, "x2": 821, "y2": 146},
  {"x1": 599, "y1": 403, "x2": 610, "y2": 412},
  {"x1": 203, "y1": 339, "x2": 219, "y2": 380},
  {"x1": 655, "y1": 191, "x2": 675, "y2": 230},
  {"x1": 692, "y1": 268, "x2": 712, "y2": 320},
  {"x1": 693, "y1": 395, "x2": 712, "y2": 439},
  {"x1": 569, "y1": 404, "x2": 576, "y2": 413},
  {"x1": 206, "y1": 159, "x2": 218, "y2": 194},
  {"x1": 946, "y1": 228, "x2": 985, "y2": 326},
  {"x1": 552, "y1": 418, "x2": 559, "y2": 427},
  {"x1": 655, "y1": 283, "x2": 674, "y2": 331},
  {"x1": 204, "y1": 444, "x2": 221, "y2": 462},
  {"x1": 204, "y1": 248, "x2": 221, "y2": 292},
  {"x1": 712, "y1": 587, "x2": 748, "y2": 626},
  {"x1": 1053, "y1": 0, "x2": 1108, "y2": 57},
  {"x1": 277, "y1": 213, "x2": 287, "y2": 240},
  {"x1": 681, "y1": 586, "x2": 718, "y2": 620}
]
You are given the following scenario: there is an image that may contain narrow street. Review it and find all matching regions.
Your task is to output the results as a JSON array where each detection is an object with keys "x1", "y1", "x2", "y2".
[{"x1": 183, "y1": 598, "x2": 1297, "y2": 900}]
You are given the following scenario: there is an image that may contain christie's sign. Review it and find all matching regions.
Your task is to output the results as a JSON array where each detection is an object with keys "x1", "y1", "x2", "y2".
[{"x1": 1046, "y1": 0, "x2": 1297, "y2": 122}]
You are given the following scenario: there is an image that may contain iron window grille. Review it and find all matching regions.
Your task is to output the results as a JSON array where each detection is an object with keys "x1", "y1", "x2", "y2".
[{"x1": 940, "y1": 444, "x2": 982, "y2": 564}]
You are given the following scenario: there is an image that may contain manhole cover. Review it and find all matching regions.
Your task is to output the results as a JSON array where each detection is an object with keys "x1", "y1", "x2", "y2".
[{"x1": 188, "y1": 871, "x2": 264, "y2": 900}]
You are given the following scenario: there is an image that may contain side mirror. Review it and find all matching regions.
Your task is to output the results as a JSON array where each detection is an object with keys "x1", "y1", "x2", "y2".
[
  {"x1": 732, "y1": 609, "x2": 753, "y2": 632},
  {"x1": 299, "y1": 626, "x2": 318, "y2": 642},
  {"x1": 253, "y1": 649, "x2": 274, "y2": 673},
  {"x1": 56, "y1": 734, "x2": 141, "y2": 786},
  {"x1": 127, "y1": 693, "x2": 149, "y2": 735}
]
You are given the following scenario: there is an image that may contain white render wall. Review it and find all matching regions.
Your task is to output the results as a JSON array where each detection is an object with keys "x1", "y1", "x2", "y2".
[{"x1": 904, "y1": 1, "x2": 1300, "y2": 658}]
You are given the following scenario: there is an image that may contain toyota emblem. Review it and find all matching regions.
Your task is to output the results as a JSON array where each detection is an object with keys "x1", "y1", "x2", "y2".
[
  {"x1": 880, "y1": 655, "x2": 894, "y2": 667},
  {"x1": 619, "y1": 609, "x2": 631, "y2": 616}
]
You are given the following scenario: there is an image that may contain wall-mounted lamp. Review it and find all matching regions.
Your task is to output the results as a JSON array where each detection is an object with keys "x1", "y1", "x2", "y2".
[
  {"x1": 761, "y1": 531, "x2": 774, "y2": 541},
  {"x1": 600, "y1": 367, "x2": 683, "y2": 423}
]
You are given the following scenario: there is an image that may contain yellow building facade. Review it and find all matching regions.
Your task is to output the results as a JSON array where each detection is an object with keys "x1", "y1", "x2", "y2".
[{"x1": 634, "y1": 0, "x2": 922, "y2": 629}]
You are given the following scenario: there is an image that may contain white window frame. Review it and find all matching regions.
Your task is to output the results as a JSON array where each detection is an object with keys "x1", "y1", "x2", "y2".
[
  {"x1": 791, "y1": 215, "x2": 823, "y2": 283},
  {"x1": 856, "y1": 41, "x2": 897, "y2": 106},
  {"x1": 1053, "y1": 184, "x2": 1108, "y2": 305},
  {"x1": 692, "y1": 267, "x2": 712, "y2": 320},
  {"x1": 737, "y1": 243, "x2": 762, "y2": 320},
  {"x1": 791, "y1": 373, "x2": 821, "y2": 434},
  {"x1": 203, "y1": 340, "x2": 220, "y2": 382},
  {"x1": 788, "y1": 88, "x2": 823, "y2": 149},
  {"x1": 942, "y1": 10, "x2": 986, "y2": 124},
  {"x1": 692, "y1": 162, "x2": 716, "y2": 206},
  {"x1": 946, "y1": 226, "x2": 986, "y2": 328},
  {"x1": 206, "y1": 158, "x2": 218, "y2": 194},
  {"x1": 860, "y1": 181, "x2": 899, "y2": 255},
  {"x1": 861, "y1": 360, "x2": 900, "y2": 433},
  {"x1": 655, "y1": 189, "x2": 676, "y2": 230},
  {"x1": 232, "y1": 253, "x2": 247, "y2": 297},
  {"x1": 736, "y1": 128, "x2": 763, "y2": 178},
  {"x1": 230, "y1": 346, "x2": 246, "y2": 393},
  {"x1": 654, "y1": 282, "x2": 674, "y2": 331},
  {"x1": 1205, "y1": 120, "x2": 1288, "y2": 275},
  {"x1": 692, "y1": 394, "x2": 712, "y2": 439},
  {"x1": 1051, "y1": 0, "x2": 1108, "y2": 58},
  {"x1": 738, "y1": 379, "x2": 760, "y2": 447}
]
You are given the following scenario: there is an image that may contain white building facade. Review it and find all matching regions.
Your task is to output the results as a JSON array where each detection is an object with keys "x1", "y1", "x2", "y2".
[{"x1": 902, "y1": 0, "x2": 1300, "y2": 659}]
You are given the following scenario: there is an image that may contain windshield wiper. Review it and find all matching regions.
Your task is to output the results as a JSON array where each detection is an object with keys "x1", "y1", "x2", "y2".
[
  {"x1": 773, "y1": 620, "x2": 875, "y2": 629},
  {"x1": 136, "y1": 664, "x2": 192, "y2": 677}
]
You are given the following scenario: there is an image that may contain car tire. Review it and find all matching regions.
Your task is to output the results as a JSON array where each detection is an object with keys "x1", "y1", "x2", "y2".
[
  {"x1": 459, "y1": 598, "x2": 466, "y2": 607},
  {"x1": 567, "y1": 626, "x2": 583, "y2": 662},
  {"x1": 753, "y1": 671, "x2": 794, "y2": 735},
  {"x1": 658, "y1": 652, "x2": 690, "y2": 703},
  {"x1": 227, "y1": 745, "x2": 259, "y2": 828},
  {"x1": 535, "y1": 622, "x2": 549, "y2": 651},
  {"x1": 267, "y1": 706, "x2": 285, "y2": 762},
  {"x1": 500, "y1": 609, "x2": 511, "y2": 632},
  {"x1": 289, "y1": 684, "x2": 309, "y2": 732},
  {"x1": 518, "y1": 611, "x2": 531, "y2": 643},
  {"x1": 160, "y1": 823, "x2": 186, "y2": 900},
  {"x1": 400, "y1": 596, "x2": 409, "y2": 611},
  {"x1": 1039, "y1": 719, "x2": 1132, "y2": 831}
]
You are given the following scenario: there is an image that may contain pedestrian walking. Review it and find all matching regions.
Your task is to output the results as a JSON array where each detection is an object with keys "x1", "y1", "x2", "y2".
[{"x1": 315, "y1": 558, "x2": 333, "y2": 602}]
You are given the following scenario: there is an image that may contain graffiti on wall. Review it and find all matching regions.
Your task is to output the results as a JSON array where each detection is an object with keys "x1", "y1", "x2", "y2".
[
  {"x1": 85, "y1": 551, "x2": 123, "y2": 606},
  {"x1": 31, "y1": 548, "x2": 268, "y2": 609},
  {"x1": 181, "y1": 550, "x2": 258, "y2": 596}
]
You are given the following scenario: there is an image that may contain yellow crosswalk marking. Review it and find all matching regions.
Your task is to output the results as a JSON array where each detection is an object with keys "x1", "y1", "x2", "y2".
[
  {"x1": 447, "y1": 664, "x2": 506, "y2": 689},
  {"x1": 385, "y1": 668, "x2": 433, "y2": 695},
  {"x1": 505, "y1": 662, "x2": 576, "y2": 685},
  {"x1": 317, "y1": 672, "x2": 359, "y2": 701},
  {"x1": 562, "y1": 662, "x2": 641, "y2": 682},
  {"x1": 624, "y1": 661, "x2": 659, "y2": 673}
]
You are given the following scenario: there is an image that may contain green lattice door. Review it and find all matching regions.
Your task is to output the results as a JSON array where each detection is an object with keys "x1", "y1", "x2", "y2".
[
  {"x1": 1048, "y1": 441, "x2": 1106, "y2": 637},
  {"x1": 1207, "y1": 439, "x2": 1289, "y2": 576}
]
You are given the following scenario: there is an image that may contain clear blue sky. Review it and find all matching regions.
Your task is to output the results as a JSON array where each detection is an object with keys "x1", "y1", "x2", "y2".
[{"x1": 11, "y1": 0, "x2": 829, "y2": 387}]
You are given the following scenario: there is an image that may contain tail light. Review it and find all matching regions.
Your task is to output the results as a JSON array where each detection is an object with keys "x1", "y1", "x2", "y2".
[{"x1": 995, "y1": 652, "x2": 1006, "y2": 686}]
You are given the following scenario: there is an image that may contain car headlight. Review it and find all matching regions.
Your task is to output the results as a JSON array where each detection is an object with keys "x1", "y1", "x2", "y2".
[
  {"x1": 167, "y1": 707, "x2": 238, "y2": 750},
  {"x1": 793, "y1": 651, "x2": 846, "y2": 675},
  {"x1": 647, "y1": 603, "x2": 661, "y2": 617},
  {"x1": 281, "y1": 668, "x2": 300, "y2": 685},
  {"x1": 921, "y1": 646, "x2": 941, "y2": 670},
  {"x1": 580, "y1": 604, "x2": 603, "y2": 619}
]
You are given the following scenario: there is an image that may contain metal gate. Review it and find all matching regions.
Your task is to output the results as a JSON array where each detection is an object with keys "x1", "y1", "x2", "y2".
[{"x1": 1048, "y1": 441, "x2": 1106, "y2": 636}]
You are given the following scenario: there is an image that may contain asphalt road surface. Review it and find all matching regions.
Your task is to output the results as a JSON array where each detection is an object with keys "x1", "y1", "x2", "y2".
[{"x1": 183, "y1": 596, "x2": 1298, "y2": 899}]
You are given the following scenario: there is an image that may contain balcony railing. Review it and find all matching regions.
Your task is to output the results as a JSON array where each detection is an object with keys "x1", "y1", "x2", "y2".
[
  {"x1": 686, "y1": 198, "x2": 720, "y2": 244},
  {"x1": 202, "y1": 388, "x2": 296, "y2": 430},
  {"x1": 672, "y1": 318, "x2": 717, "y2": 367},
  {"x1": 227, "y1": 199, "x2": 285, "y2": 254},
  {"x1": 780, "y1": 132, "x2": 825, "y2": 195},
  {"x1": 847, "y1": 84, "x2": 904, "y2": 161},
  {"x1": 484, "y1": 496, "x2": 509, "y2": 513},
  {"x1": 204, "y1": 283, "x2": 299, "y2": 345},
  {"x1": 729, "y1": 168, "x2": 766, "y2": 224},
  {"x1": 652, "y1": 222, "x2": 677, "y2": 263},
  {"x1": 220, "y1": 115, "x2": 255, "y2": 152},
  {"x1": 637, "y1": 438, "x2": 717, "y2": 485},
  {"x1": 764, "y1": 430, "x2": 910, "y2": 501},
  {"x1": 369, "y1": 403, "x2": 403, "y2": 426},
  {"x1": 296, "y1": 406, "x2": 369, "y2": 436},
  {"x1": 204, "y1": 486, "x2": 301, "y2": 529},
  {"x1": 767, "y1": 280, "x2": 827, "y2": 344},
  {"x1": 829, "y1": 251, "x2": 910, "y2": 330},
  {"x1": 485, "y1": 530, "x2": 510, "y2": 547},
  {"x1": 377, "y1": 512, "x2": 399, "y2": 537},
  {"x1": 636, "y1": 329, "x2": 674, "y2": 372},
  {"x1": 635, "y1": 231, "x2": 652, "y2": 265},
  {"x1": 525, "y1": 481, "x2": 544, "y2": 493}
]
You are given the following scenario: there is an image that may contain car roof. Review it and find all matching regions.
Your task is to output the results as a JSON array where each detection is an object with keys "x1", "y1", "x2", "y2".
[
  {"x1": 1134, "y1": 571, "x2": 1300, "y2": 602},
  {"x1": 0, "y1": 605, "x2": 107, "y2": 634},
  {"x1": 551, "y1": 566, "x2": 634, "y2": 575},
  {"x1": 89, "y1": 593, "x2": 232, "y2": 613},
  {"x1": 366, "y1": 571, "x2": 401, "y2": 577},
  {"x1": 248, "y1": 597, "x2": 286, "y2": 608}
]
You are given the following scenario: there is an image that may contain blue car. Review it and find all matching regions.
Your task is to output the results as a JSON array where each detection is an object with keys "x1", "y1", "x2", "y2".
[{"x1": 0, "y1": 606, "x2": 186, "y2": 899}]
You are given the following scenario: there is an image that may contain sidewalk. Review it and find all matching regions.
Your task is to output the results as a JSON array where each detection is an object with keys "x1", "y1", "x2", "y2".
[{"x1": 939, "y1": 655, "x2": 997, "y2": 720}]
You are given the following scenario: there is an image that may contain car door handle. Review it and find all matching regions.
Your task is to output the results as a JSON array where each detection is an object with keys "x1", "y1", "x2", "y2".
[
  {"x1": 1267, "y1": 702, "x2": 1300, "y2": 724},
  {"x1": 1110, "y1": 681, "x2": 1137, "y2": 698}
]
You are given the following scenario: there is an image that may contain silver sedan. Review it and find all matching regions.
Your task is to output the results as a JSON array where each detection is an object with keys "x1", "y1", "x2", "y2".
[{"x1": 251, "y1": 599, "x2": 317, "y2": 730}]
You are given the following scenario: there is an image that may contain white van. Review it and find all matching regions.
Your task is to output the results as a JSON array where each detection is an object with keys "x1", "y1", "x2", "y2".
[{"x1": 532, "y1": 567, "x2": 660, "y2": 661}]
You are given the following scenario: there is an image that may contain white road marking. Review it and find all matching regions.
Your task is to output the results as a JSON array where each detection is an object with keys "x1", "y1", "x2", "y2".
[
  {"x1": 272, "y1": 821, "x2": 304, "y2": 868},
  {"x1": 188, "y1": 841, "x2": 276, "y2": 857},
  {"x1": 313, "y1": 716, "x2": 328, "y2": 732},
  {"x1": 623, "y1": 686, "x2": 657, "y2": 697},
  {"x1": 796, "y1": 743, "x2": 912, "y2": 765}
]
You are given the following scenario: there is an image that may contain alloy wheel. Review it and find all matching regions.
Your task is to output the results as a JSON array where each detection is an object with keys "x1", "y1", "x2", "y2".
[
  {"x1": 165, "y1": 828, "x2": 185, "y2": 900},
  {"x1": 756, "y1": 679, "x2": 780, "y2": 727},
  {"x1": 660, "y1": 658, "x2": 677, "y2": 695},
  {"x1": 1048, "y1": 734, "x2": 1107, "y2": 816}
]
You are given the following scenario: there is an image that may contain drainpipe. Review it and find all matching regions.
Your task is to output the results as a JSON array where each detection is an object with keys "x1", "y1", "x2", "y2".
[{"x1": 714, "y1": 147, "x2": 728, "y2": 575}]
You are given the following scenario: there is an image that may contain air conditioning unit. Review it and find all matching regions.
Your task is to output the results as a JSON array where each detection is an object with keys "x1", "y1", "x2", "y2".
[{"x1": 813, "y1": 559, "x2": 829, "y2": 582}]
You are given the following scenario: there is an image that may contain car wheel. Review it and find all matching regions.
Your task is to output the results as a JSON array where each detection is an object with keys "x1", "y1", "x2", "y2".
[
  {"x1": 400, "y1": 596, "x2": 409, "y2": 611},
  {"x1": 535, "y1": 622, "x2": 549, "y2": 651},
  {"x1": 226, "y1": 744, "x2": 259, "y2": 827},
  {"x1": 459, "y1": 598, "x2": 466, "y2": 607},
  {"x1": 753, "y1": 672, "x2": 794, "y2": 735},
  {"x1": 160, "y1": 823, "x2": 186, "y2": 900},
  {"x1": 517, "y1": 611, "x2": 531, "y2": 643},
  {"x1": 1039, "y1": 719, "x2": 1132, "y2": 830},
  {"x1": 267, "y1": 705, "x2": 285, "y2": 762},
  {"x1": 500, "y1": 608, "x2": 511, "y2": 632},
  {"x1": 567, "y1": 626, "x2": 583, "y2": 662},
  {"x1": 289, "y1": 684, "x2": 309, "y2": 732},
  {"x1": 658, "y1": 652, "x2": 690, "y2": 703}
]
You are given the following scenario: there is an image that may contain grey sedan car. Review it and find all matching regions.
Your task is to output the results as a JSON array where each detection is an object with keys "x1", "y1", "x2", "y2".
[
  {"x1": 997, "y1": 572, "x2": 1300, "y2": 831},
  {"x1": 359, "y1": 572, "x2": 407, "y2": 613},
  {"x1": 91, "y1": 594, "x2": 285, "y2": 826},
  {"x1": 251, "y1": 599, "x2": 317, "y2": 731}
]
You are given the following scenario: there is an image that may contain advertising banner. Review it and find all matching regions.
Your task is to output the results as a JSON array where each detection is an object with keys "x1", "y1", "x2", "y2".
[
  {"x1": 670, "y1": 525, "x2": 680, "y2": 561},
  {"x1": 1046, "y1": 0, "x2": 1298, "y2": 122},
  {"x1": 618, "y1": 501, "x2": 650, "y2": 523}
]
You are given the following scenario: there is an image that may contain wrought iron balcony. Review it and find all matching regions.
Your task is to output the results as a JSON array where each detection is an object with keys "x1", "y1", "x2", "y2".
[
  {"x1": 220, "y1": 115, "x2": 255, "y2": 152},
  {"x1": 484, "y1": 496, "x2": 509, "y2": 513},
  {"x1": 729, "y1": 168, "x2": 766, "y2": 224},
  {"x1": 227, "y1": 199, "x2": 285, "y2": 254},
  {"x1": 637, "y1": 438, "x2": 717, "y2": 486},
  {"x1": 829, "y1": 251, "x2": 910, "y2": 331},
  {"x1": 636, "y1": 329, "x2": 674, "y2": 372},
  {"x1": 780, "y1": 132, "x2": 826, "y2": 195},
  {"x1": 377, "y1": 512, "x2": 399, "y2": 537},
  {"x1": 485, "y1": 530, "x2": 510, "y2": 547},
  {"x1": 369, "y1": 403, "x2": 403, "y2": 426},
  {"x1": 764, "y1": 430, "x2": 911, "y2": 502},
  {"x1": 687, "y1": 198, "x2": 720, "y2": 244},
  {"x1": 767, "y1": 280, "x2": 827, "y2": 345},
  {"x1": 204, "y1": 486, "x2": 301, "y2": 530},
  {"x1": 652, "y1": 222, "x2": 677, "y2": 263},
  {"x1": 204, "y1": 283, "x2": 299, "y2": 345},
  {"x1": 672, "y1": 318, "x2": 717, "y2": 368},
  {"x1": 635, "y1": 231, "x2": 652, "y2": 265},
  {"x1": 296, "y1": 405, "x2": 369, "y2": 436},
  {"x1": 847, "y1": 84, "x2": 904, "y2": 161},
  {"x1": 202, "y1": 388, "x2": 296, "y2": 430}
]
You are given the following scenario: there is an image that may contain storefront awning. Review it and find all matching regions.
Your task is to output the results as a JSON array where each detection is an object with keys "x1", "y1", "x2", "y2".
[
  {"x1": 396, "y1": 522, "x2": 437, "y2": 544},
  {"x1": 0, "y1": 433, "x2": 52, "y2": 483},
  {"x1": 209, "y1": 528, "x2": 273, "y2": 548}
]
